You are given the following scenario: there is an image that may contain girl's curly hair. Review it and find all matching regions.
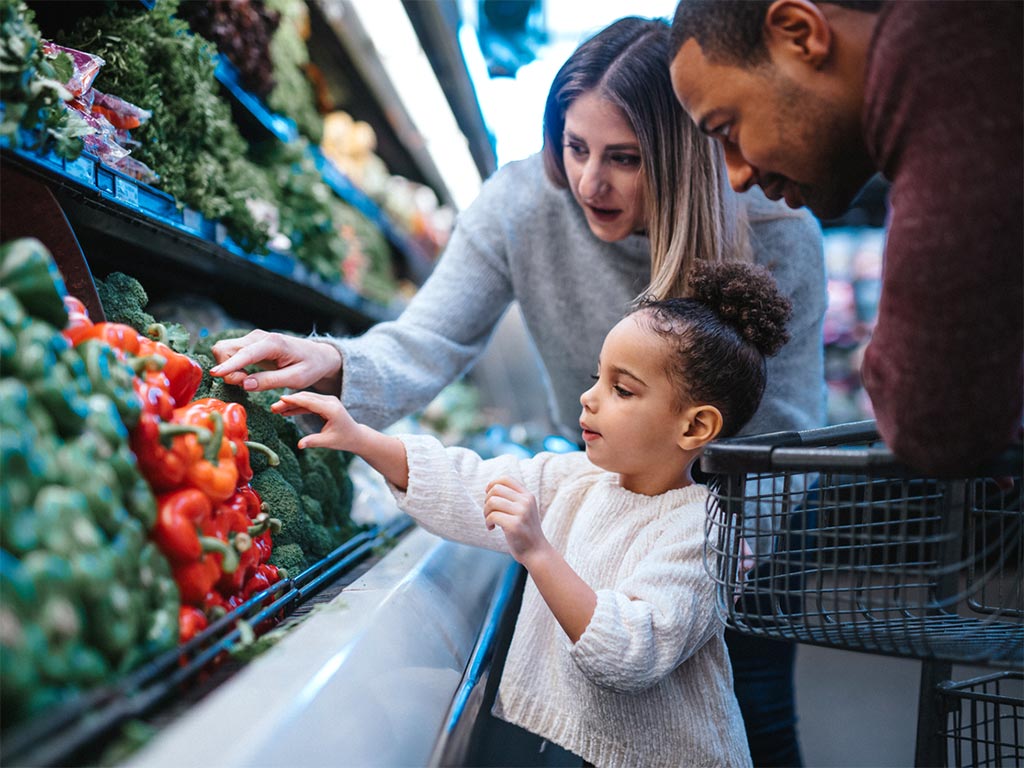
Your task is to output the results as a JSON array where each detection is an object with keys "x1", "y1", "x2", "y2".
[{"x1": 632, "y1": 261, "x2": 792, "y2": 437}]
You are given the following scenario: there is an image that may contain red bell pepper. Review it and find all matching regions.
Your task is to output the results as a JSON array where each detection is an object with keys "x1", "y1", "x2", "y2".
[
  {"x1": 62, "y1": 295, "x2": 94, "y2": 344},
  {"x1": 135, "y1": 368, "x2": 176, "y2": 421},
  {"x1": 181, "y1": 398, "x2": 279, "y2": 483},
  {"x1": 132, "y1": 414, "x2": 209, "y2": 491},
  {"x1": 209, "y1": 489, "x2": 282, "y2": 599},
  {"x1": 78, "y1": 322, "x2": 142, "y2": 357},
  {"x1": 152, "y1": 489, "x2": 212, "y2": 564},
  {"x1": 172, "y1": 409, "x2": 239, "y2": 503},
  {"x1": 173, "y1": 538, "x2": 240, "y2": 606},
  {"x1": 137, "y1": 327, "x2": 202, "y2": 406},
  {"x1": 179, "y1": 605, "x2": 208, "y2": 643}
]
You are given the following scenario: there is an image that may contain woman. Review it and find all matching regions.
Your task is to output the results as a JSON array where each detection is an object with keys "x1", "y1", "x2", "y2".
[{"x1": 212, "y1": 17, "x2": 825, "y2": 766}]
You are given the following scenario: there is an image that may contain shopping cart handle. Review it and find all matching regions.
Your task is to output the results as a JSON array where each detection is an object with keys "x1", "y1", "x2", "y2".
[{"x1": 701, "y1": 420, "x2": 1022, "y2": 478}]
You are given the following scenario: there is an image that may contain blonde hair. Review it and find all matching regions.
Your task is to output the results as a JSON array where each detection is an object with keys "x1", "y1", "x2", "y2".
[{"x1": 542, "y1": 17, "x2": 749, "y2": 300}]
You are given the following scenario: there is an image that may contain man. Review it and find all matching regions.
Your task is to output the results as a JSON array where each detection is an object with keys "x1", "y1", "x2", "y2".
[{"x1": 669, "y1": 0, "x2": 1023, "y2": 477}]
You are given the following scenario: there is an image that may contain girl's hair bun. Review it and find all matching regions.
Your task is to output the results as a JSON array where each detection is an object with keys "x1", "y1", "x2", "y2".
[{"x1": 689, "y1": 260, "x2": 792, "y2": 357}]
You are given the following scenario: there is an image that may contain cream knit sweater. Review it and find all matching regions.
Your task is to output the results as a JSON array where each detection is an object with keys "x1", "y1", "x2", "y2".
[{"x1": 389, "y1": 434, "x2": 752, "y2": 768}]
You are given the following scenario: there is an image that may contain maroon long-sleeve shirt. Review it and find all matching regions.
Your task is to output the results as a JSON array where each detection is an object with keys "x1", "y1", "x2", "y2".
[{"x1": 860, "y1": 0, "x2": 1023, "y2": 475}]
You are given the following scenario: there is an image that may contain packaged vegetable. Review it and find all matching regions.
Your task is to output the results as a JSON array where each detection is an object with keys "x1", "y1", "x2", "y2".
[
  {"x1": 90, "y1": 89, "x2": 152, "y2": 131},
  {"x1": 40, "y1": 41, "x2": 104, "y2": 97}
]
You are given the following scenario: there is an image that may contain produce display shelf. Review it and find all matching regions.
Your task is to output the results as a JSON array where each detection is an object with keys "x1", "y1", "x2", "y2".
[
  {"x1": 213, "y1": 56, "x2": 436, "y2": 286},
  {"x1": 214, "y1": 56, "x2": 299, "y2": 145},
  {"x1": 0, "y1": 516, "x2": 415, "y2": 768},
  {"x1": 0, "y1": 138, "x2": 397, "y2": 331},
  {"x1": 311, "y1": 146, "x2": 436, "y2": 285}
]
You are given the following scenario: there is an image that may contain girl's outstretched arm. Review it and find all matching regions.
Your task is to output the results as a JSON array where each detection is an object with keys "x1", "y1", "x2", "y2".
[{"x1": 272, "y1": 392, "x2": 409, "y2": 490}]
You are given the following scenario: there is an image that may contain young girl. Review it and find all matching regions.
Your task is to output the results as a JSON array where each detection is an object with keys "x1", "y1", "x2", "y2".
[{"x1": 272, "y1": 261, "x2": 791, "y2": 768}]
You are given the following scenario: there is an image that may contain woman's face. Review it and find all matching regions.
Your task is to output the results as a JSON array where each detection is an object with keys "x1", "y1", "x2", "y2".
[{"x1": 562, "y1": 91, "x2": 647, "y2": 242}]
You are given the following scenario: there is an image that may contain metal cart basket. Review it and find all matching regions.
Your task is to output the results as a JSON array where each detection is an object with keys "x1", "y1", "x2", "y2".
[
  {"x1": 940, "y1": 671, "x2": 1023, "y2": 768},
  {"x1": 701, "y1": 420, "x2": 1022, "y2": 667}
]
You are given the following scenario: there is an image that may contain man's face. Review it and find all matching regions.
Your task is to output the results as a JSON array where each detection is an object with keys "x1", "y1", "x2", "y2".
[{"x1": 670, "y1": 38, "x2": 873, "y2": 219}]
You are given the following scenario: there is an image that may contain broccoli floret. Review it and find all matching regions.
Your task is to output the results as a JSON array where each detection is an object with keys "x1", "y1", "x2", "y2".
[
  {"x1": 298, "y1": 465, "x2": 329, "y2": 509},
  {"x1": 190, "y1": 351, "x2": 218, "y2": 401},
  {"x1": 251, "y1": 468, "x2": 305, "y2": 550},
  {"x1": 268, "y1": 542, "x2": 305, "y2": 578},
  {"x1": 304, "y1": 523, "x2": 335, "y2": 560},
  {"x1": 300, "y1": 448, "x2": 354, "y2": 527},
  {"x1": 300, "y1": 495, "x2": 323, "y2": 525},
  {"x1": 238, "y1": 395, "x2": 278, "y2": 447},
  {"x1": 274, "y1": 441, "x2": 302, "y2": 494},
  {"x1": 95, "y1": 273, "x2": 155, "y2": 333}
]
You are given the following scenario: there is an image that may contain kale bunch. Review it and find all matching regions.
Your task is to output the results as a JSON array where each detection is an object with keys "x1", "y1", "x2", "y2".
[
  {"x1": 0, "y1": 0, "x2": 92, "y2": 159},
  {"x1": 58, "y1": 0, "x2": 270, "y2": 253}
]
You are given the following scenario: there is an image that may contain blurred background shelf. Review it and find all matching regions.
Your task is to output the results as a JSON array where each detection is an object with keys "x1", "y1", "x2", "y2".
[{"x1": 1, "y1": 141, "x2": 395, "y2": 334}]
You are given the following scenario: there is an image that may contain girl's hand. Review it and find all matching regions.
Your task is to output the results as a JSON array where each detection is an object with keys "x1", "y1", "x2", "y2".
[
  {"x1": 483, "y1": 476, "x2": 549, "y2": 564},
  {"x1": 210, "y1": 330, "x2": 342, "y2": 393},
  {"x1": 271, "y1": 391, "x2": 362, "y2": 452}
]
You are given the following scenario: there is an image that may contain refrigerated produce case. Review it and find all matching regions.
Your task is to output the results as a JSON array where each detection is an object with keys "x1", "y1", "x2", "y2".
[{"x1": 0, "y1": 1, "x2": 521, "y2": 764}]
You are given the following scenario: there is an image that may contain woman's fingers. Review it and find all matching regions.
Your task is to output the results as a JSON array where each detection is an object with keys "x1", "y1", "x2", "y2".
[
  {"x1": 210, "y1": 330, "x2": 274, "y2": 370},
  {"x1": 210, "y1": 329, "x2": 265, "y2": 363}
]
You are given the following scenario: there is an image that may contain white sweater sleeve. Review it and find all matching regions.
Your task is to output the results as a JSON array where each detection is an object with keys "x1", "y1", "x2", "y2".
[
  {"x1": 568, "y1": 506, "x2": 718, "y2": 693},
  {"x1": 388, "y1": 434, "x2": 592, "y2": 552}
]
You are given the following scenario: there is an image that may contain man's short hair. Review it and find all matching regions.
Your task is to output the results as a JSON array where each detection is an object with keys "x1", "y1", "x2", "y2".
[{"x1": 670, "y1": 0, "x2": 883, "y2": 67}]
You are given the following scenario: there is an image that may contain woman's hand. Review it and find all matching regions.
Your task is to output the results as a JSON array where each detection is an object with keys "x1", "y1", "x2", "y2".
[
  {"x1": 272, "y1": 391, "x2": 362, "y2": 452},
  {"x1": 210, "y1": 330, "x2": 343, "y2": 393},
  {"x1": 483, "y1": 476, "x2": 550, "y2": 564}
]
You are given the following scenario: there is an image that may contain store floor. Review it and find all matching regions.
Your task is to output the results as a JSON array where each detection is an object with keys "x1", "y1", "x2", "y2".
[
  {"x1": 796, "y1": 646, "x2": 999, "y2": 767},
  {"x1": 795, "y1": 644, "x2": 921, "y2": 767}
]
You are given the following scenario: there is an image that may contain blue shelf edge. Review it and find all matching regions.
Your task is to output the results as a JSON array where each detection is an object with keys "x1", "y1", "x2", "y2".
[
  {"x1": 200, "y1": 38, "x2": 436, "y2": 283},
  {"x1": 310, "y1": 147, "x2": 435, "y2": 278},
  {"x1": 214, "y1": 57, "x2": 298, "y2": 144},
  {"x1": 1, "y1": 133, "x2": 397, "y2": 323}
]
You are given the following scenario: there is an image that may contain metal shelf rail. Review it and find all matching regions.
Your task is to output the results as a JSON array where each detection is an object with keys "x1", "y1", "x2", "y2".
[{"x1": 701, "y1": 420, "x2": 1022, "y2": 766}]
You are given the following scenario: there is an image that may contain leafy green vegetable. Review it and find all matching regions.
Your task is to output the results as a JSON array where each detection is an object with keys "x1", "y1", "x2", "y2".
[
  {"x1": 253, "y1": 138, "x2": 348, "y2": 282},
  {"x1": 0, "y1": 0, "x2": 92, "y2": 159},
  {"x1": 58, "y1": 0, "x2": 270, "y2": 252},
  {"x1": 265, "y1": 0, "x2": 322, "y2": 144}
]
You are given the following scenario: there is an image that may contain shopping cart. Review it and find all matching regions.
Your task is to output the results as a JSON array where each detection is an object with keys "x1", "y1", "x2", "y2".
[
  {"x1": 940, "y1": 671, "x2": 1023, "y2": 768},
  {"x1": 700, "y1": 420, "x2": 1022, "y2": 766}
]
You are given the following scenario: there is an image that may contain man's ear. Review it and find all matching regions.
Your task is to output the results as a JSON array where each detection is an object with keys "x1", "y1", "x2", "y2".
[
  {"x1": 679, "y1": 405, "x2": 724, "y2": 451},
  {"x1": 764, "y1": 0, "x2": 833, "y2": 69}
]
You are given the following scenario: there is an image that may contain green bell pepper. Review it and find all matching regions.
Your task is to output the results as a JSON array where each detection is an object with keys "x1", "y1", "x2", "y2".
[{"x1": 0, "y1": 238, "x2": 68, "y2": 328}]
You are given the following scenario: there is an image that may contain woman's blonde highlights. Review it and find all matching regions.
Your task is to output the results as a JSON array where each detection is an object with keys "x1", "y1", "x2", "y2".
[{"x1": 541, "y1": 17, "x2": 749, "y2": 301}]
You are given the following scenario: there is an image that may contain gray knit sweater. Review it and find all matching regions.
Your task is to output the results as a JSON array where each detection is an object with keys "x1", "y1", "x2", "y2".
[
  {"x1": 390, "y1": 434, "x2": 753, "y2": 768},
  {"x1": 327, "y1": 152, "x2": 826, "y2": 440}
]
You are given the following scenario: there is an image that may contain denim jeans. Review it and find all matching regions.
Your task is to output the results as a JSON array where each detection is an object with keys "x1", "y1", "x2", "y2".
[{"x1": 726, "y1": 630, "x2": 803, "y2": 767}]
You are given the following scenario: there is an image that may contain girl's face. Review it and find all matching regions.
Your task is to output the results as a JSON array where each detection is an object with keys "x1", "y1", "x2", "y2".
[
  {"x1": 562, "y1": 90, "x2": 647, "y2": 242},
  {"x1": 578, "y1": 315, "x2": 691, "y2": 495}
]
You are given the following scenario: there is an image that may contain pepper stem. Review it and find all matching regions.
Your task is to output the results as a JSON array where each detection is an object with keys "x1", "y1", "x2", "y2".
[
  {"x1": 157, "y1": 422, "x2": 210, "y2": 448},
  {"x1": 145, "y1": 323, "x2": 169, "y2": 345},
  {"x1": 199, "y1": 535, "x2": 239, "y2": 574},
  {"x1": 203, "y1": 411, "x2": 226, "y2": 464},
  {"x1": 247, "y1": 513, "x2": 283, "y2": 536},
  {"x1": 245, "y1": 440, "x2": 280, "y2": 467},
  {"x1": 128, "y1": 353, "x2": 167, "y2": 374}
]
